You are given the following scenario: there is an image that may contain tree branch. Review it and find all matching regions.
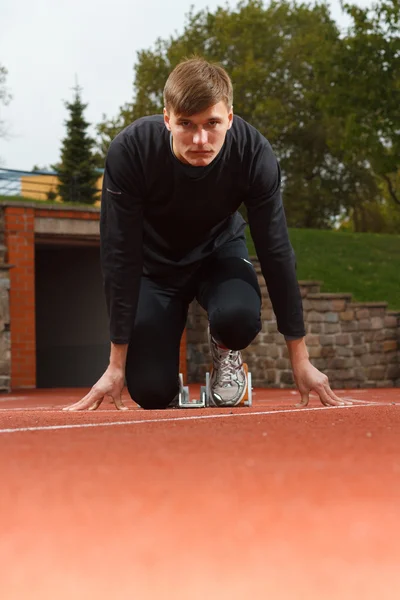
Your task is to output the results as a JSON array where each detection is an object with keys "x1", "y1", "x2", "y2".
[{"x1": 382, "y1": 174, "x2": 400, "y2": 206}]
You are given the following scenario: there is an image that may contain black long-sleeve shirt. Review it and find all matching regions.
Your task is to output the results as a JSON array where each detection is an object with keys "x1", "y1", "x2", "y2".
[{"x1": 100, "y1": 114, "x2": 305, "y2": 344}]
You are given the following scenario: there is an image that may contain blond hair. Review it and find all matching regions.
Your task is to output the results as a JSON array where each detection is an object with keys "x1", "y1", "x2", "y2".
[{"x1": 164, "y1": 57, "x2": 233, "y2": 116}]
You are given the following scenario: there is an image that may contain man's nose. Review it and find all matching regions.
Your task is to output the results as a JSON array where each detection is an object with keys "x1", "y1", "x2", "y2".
[{"x1": 193, "y1": 128, "x2": 208, "y2": 145}]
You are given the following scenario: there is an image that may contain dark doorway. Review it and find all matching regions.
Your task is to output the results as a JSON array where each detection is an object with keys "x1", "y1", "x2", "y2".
[{"x1": 35, "y1": 244, "x2": 109, "y2": 387}]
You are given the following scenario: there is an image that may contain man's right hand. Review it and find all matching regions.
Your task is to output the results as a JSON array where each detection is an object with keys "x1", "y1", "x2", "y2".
[{"x1": 63, "y1": 366, "x2": 128, "y2": 411}]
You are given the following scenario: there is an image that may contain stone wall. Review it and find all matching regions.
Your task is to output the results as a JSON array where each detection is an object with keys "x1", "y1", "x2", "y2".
[
  {"x1": 186, "y1": 259, "x2": 400, "y2": 388},
  {"x1": 0, "y1": 208, "x2": 11, "y2": 391}
]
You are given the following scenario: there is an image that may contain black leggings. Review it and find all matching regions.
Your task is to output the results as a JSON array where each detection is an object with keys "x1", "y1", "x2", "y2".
[{"x1": 126, "y1": 238, "x2": 262, "y2": 409}]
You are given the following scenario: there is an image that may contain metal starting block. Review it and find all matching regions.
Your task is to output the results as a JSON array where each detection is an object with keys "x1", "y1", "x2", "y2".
[
  {"x1": 178, "y1": 367, "x2": 253, "y2": 408},
  {"x1": 178, "y1": 373, "x2": 207, "y2": 408}
]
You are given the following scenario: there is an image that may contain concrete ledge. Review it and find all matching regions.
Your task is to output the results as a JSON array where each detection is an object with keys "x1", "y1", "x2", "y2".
[
  {"x1": 35, "y1": 217, "x2": 100, "y2": 237},
  {"x1": 298, "y1": 281, "x2": 324, "y2": 286},
  {"x1": 308, "y1": 293, "x2": 353, "y2": 300},
  {"x1": 0, "y1": 201, "x2": 100, "y2": 213},
  {"x1": 350, "y1": 302, "x2": 388, "y2": 308}
]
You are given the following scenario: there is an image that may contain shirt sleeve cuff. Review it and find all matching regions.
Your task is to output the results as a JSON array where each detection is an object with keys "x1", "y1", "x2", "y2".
[{"x1": 284, "y1": 335, "x2": 304, "y2": 341}]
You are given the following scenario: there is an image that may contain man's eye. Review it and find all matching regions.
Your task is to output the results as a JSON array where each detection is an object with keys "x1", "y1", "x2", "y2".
[{"x1": 180, "y1": 121, "x2": 191, "y2": 127}]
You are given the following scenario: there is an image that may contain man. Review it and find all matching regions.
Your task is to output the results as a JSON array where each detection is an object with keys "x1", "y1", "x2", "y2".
[{"x1": 65, "y1": 58, "x2": 350, "y2": 412}]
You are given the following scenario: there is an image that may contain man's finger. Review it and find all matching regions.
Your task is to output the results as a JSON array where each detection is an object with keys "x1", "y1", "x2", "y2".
[
  {"x1": 327, "y1": 388, "x2": 353, "y2": 406},
  {"x1": 113, "y1": 394, "x2": 129, "y2": 411},
  {"x1": 296, "y1": 392, "x2": 309, "y2": 408},
  {"x1": 63, "y1": 391, "x2": 92, "y2": 411},
  {"x1": 317, "y1": 385, "x2": 346, "y2": 407},
  {"x1": 88, "y1": 396, "x2": 105, "y2": 411},
  {"x1": 320, "y1": 384, "x2": 353, "y2": 407},
  {"x1": 63, "y1": 389, "x2": 103, "y2": 411}
]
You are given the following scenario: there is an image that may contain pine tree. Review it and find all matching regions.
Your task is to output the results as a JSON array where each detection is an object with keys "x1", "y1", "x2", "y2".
[{"x1": 55, "y1": 85, "x2": 99, "y2": 204}]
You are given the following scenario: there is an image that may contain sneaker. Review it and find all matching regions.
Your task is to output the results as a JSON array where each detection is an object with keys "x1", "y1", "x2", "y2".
[{"x1": 208, "y1": 327, "x2": 247, "y2": 407}]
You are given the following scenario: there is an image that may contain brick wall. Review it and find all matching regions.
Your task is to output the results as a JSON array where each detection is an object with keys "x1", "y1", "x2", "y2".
[
  {"x1": 0, "y1": 265, "x2": 11, "y2": 391},
  {"x1": 186, "y1": 259, "x2": 400, "y2": 388},
  {"x1": 4, "y1": 206, "x2": 36, "y2": 388},
  {"x1": 0, "y1": 209, "x2": 11, "y2": 391}
]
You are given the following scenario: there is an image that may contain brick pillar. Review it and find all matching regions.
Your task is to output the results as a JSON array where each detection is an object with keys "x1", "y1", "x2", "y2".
[
  {"x1": 5, "y1": 207, "x2": 36, "y2": 388},
  {"x1": 179, "y1": 328, "x2": 187, "y2": 381}
]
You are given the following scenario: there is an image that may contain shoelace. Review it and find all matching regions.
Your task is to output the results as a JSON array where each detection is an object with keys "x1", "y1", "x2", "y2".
[{"x1": 215, "y1": 348, "x2": 241, "y2": 387}]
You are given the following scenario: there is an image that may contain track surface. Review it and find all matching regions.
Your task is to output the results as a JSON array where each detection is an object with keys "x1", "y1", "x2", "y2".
[{"x1": 1, "y1": 386, "x2": 399, "y2": 600}]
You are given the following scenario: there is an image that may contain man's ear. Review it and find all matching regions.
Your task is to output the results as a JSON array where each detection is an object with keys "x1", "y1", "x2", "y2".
[
  {"x1": 163, "y1": 108, "x2": 171, "y2": 131},
  {"x1": 227, "y1": 106, "x2": 234, "y2": 130}
]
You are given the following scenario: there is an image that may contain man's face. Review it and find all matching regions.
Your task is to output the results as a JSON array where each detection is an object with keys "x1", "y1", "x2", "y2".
[{"x1": 164, "y1": 101, "x2": 233, "y2": 167}]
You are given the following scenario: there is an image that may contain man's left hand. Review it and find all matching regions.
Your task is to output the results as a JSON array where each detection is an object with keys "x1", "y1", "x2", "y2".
[{"x1": 293, "y1": 359, "x2": 352, "y2": 408}]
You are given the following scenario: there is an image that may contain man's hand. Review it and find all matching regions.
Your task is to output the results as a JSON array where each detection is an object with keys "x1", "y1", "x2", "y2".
[
  {"x1": 286, "y1": 337, "x2": 352, "y2": 408},
  {"x1": 63, "y1": 366, "x2": 128, "y2": 411},
  {"x1": 293, "y1": 358, "x2": 352, "y2": 407}
]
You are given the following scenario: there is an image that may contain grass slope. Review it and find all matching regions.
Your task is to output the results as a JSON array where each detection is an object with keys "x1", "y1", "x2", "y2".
[{"x1": 247, "y1": 228, "x2": 400, "y2": 311}]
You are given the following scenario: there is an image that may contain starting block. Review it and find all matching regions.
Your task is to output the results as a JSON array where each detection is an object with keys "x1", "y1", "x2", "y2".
[
  {"x1": 178, "y1": 373, "x2": 207, "y2": 408},
  {"x1": 178, "y1": 364, "x2": 253, "y2": 408}
]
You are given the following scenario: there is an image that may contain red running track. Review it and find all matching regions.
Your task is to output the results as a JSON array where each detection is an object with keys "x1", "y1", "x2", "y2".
[{"x1": 0, "y1": 386, "x2": 399, "y2": 600}]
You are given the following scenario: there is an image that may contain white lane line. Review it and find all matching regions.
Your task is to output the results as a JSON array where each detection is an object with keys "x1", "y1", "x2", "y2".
[
  {"x1": 0, "y1": 408, "x2": 128, "y2": 412},
  {"x1": 0, "y1": 400, "x2": 382, "y2": 413},
  {"x1": 0, "y1": 397, "x2": 34, "y2": 402},
  {"x1": 0, "y1": 403, "x2": 387, "y2": 434},
  {"x1": 0, "y1": 407, "x2": 57, "y2": 412}
]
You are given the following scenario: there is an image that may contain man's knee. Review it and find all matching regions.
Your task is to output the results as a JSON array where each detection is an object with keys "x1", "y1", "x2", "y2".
[
  {"x1": 127, "y1": 379, "x2": 178, "y2": 410},
  {"x1": 210, "y1": 305, "x2": 261, "y2": 350}
]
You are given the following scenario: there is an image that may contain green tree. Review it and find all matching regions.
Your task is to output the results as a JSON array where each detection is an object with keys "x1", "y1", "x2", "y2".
[
  {"x1": 55, "y1": 85, "x2": 99, "y2": 204},
  {"x1": 340, "y1": 169, "x2": 400, "y2": 233},
  {"x1": 32, "y1": 164, "x2": 49, "y2": 172},
  {"x1": 322, "y1": 0, "x2": 400, "y2": 231}
]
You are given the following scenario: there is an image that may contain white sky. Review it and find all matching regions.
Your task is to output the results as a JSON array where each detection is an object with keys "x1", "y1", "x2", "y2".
[{"x1": 0, "y1": 0, "x2": 373, "y2": 171}]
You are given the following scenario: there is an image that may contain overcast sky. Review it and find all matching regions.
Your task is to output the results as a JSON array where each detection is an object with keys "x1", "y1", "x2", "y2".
[{"x1": 0, "y1": 0, "x2": 372, "y2": 171}]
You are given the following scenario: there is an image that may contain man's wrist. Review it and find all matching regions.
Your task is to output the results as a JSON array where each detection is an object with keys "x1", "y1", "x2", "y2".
[
  {"x1": 109, "y1": 342, "x2": 129, "y2": 370},
  {"x1": 286, "y1": 337, "x2": 309, "y2": 369}
]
